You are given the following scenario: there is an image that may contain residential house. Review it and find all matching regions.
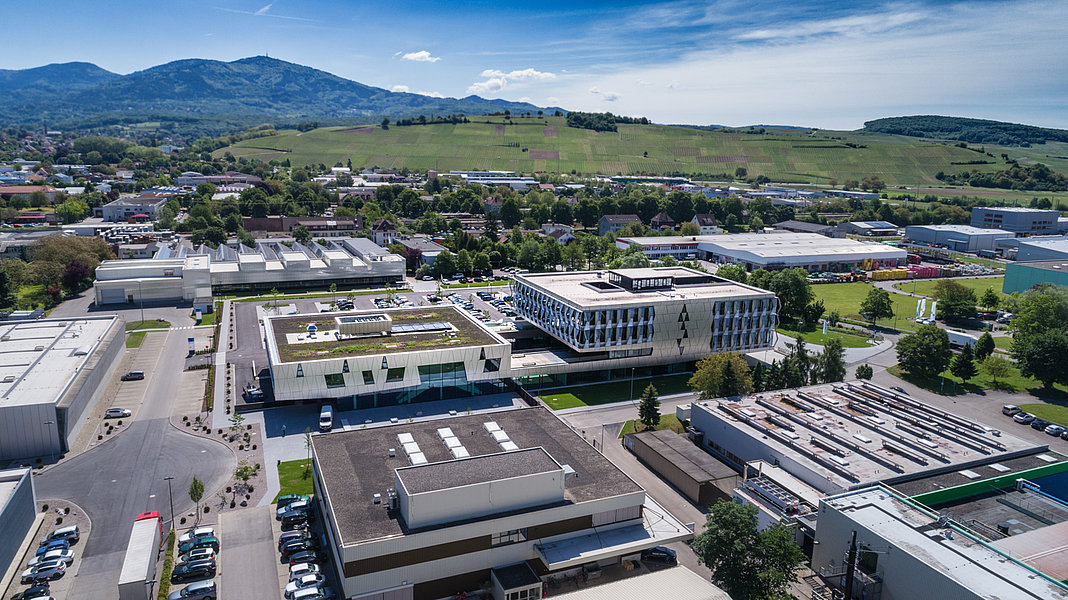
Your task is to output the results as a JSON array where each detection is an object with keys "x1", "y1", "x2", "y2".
[
  {"x1": 372, "y1": 218, "x2": 398, "y2": 246},
  {"x1": 598, "y1": 214, "x2": 641, "y2": 236},
  {"x1": 691, "y1": 214, "x2": 722, "y2": 235},
  {"x1": 651, "y1": 211, "x2": 676, "y2": 230}
]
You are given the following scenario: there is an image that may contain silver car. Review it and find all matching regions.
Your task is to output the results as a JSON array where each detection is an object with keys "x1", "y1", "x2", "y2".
[
  {"x1": 27, "y1": 548, "x2": 74, "y2": 568},
  {"x1": 105, "y1": 408, "x2": 132, "y2": 418},
  {"x1": 21, "y1": 560, "x2": 66, "y2": 584}
]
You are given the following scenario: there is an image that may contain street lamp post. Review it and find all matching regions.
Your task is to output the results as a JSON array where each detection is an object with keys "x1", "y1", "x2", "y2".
[
  {"x1": 137, "y1": 279, "x2": 145, "y2": 325},
  {"x1": 42, "y1": 420, "x2": 56, "y2": 462},
  {"x1": 629, "y1": 368, "x2": 635, "y2": 404},
  {"x1": 163, "y1": 476, "x2": 176, "y2": 531}
]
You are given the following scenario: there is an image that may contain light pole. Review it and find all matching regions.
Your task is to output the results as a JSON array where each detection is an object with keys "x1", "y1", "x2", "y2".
[
  {"x1": 629, "y1": 367, "x2": 636, "y2": 404},
  {"x1": 137, "y1": 279, "x2": 145, "y2": 325},
  {"x1": 43, "y1": 420, "x2": 56, "y2": 462},
  {"x1": 163, "y1": 476, "x2": 176, "y2": 531}
]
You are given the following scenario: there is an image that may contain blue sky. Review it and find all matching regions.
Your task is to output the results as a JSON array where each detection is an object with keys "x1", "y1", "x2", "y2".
[{"x1": 6, "y1": 0, "x2": 1067, "y2": 129}]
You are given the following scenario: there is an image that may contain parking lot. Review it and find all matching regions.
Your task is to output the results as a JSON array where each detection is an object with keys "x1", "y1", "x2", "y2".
[
  {"x1": 270, "y1": 494, "x2": 339, "y2": 599},
  {"x1": 3, "y1": 503, "x2": 90, "y2": 600}
]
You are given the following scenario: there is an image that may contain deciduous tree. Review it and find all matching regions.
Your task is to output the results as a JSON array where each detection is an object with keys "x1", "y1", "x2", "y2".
[
  {"x1": 896, "y1": 324, "x2": 951, "y2": 378},
  {"x1": 974, "y1": 332, "x2": 995, "y2": 360},
  {"x1": 860, "y1": 287, "x2": 894, "y2": 329},
  {"x1": 689, "y1": 352, "x2": 754, "y2": 399},
  {"x1": 1013, "y1": 329, "x2": 1068, "y2": 389}
]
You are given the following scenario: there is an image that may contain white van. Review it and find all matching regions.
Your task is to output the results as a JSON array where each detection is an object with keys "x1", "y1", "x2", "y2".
[{"x1": 319, "y1": 405, "x2": 333, "y2": 432}]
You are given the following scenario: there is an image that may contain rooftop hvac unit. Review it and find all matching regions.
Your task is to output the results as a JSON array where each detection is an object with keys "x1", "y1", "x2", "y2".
[
  {"x1": 483, "y1": 421, "x2": 501, "y2": 433},
  {"x1": 499, "y1": 441, "x2": 519, "y2": 452},
  {"x1": 436, "y1": 427, "x2": 455, "y2": 440},
  {"x1": 491, "y1": 430, "x2": 510, "y2": 443}
]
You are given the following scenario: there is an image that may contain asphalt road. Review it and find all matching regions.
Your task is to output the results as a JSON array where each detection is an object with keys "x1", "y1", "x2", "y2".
[{"x1": 35, "y1": 330, "x2": 235, "y2": 599}]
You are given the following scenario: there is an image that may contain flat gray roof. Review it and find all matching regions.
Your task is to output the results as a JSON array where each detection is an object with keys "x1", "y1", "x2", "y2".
[
  {"x1": 397, "y1": 447, "x2": 560, "y2": 495},
  {"x1": 0, "y1": 317, "x2": 118, "y2": 408},
  {"x1": 311, "y1": 407, "x2": 642, "y2": 545},
  {"x1": 631, "y1": 429, "x2": 736, "y2": 482},
  {"x1": 515, "y1": 267, "x2": 770, "y2": 307}
]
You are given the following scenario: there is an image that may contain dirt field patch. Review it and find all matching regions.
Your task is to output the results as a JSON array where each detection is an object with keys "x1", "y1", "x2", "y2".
[
  {"x1": 543, "y1": 126, "x2": 558, "y2": 138},
  {"x1": 338, "y1": 127, "x2": 375, "y2": 134},
  {"x1": 495, "y1": 124, "x2": 506, "y2": 136},
  {"x1": 530, "y1": 149, "x2": 560, "y2": 160}
]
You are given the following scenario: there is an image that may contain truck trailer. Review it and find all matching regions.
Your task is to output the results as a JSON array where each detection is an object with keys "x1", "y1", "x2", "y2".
[{"x1": 117, "y1": 512, "x2": 162, "y2": 600}]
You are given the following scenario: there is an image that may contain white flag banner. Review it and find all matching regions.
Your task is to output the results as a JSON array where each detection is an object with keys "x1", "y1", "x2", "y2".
[
  {"x1": 915, "y1": 299, "x2": 922, "y2": 319},
  {"x1": 930, "y1": 301, "x2": 938, "y2": 319},
  {"x1": 823, "y1": 320, "x2": 828, "y2": 335}
]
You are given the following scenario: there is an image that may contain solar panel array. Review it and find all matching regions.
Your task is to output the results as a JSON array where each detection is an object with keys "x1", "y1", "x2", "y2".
[{"x1": 391, "y1": 322, "x2": 450, "y2": 334}]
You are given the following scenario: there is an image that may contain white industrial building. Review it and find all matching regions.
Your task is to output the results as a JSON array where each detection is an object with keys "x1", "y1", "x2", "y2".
[
  {"x1": 93, "y1": 238, "x2": 404, "y2": 308},
  {"x1": 904, "y1": 225, "x2": 1015, "y2": 254},
  {"x1": 263, "y1": 305, "x2": 511, "y2": 406},
  {"x1": 0, "y1": 468, "x2": 36, "y2": 582},
  {"x1": 615, "y1": 233, "x2": 907, "y2": 271},
  {"x1": 970, "y1": 206, "x2": 1061, "y2": 235},
  {"x1": 1016, "y1": 237, "x2": 1068, "y2": 262},
  {"x1": 0, "y1": 316, "x2": 125, "y2": 461},
  {"x1": 311, "y1": 406, "x2": 693, "y2": 600},
  {"x1": 510, "y1": 267, "x2": 777, "y2": 385},
  {"x1": 812, "y1": 486, "x2": 1067, "y2": 600}
]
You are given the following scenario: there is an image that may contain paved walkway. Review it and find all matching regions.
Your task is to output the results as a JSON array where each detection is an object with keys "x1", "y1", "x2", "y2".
[{"x1": 219, "y1": 506, "x2": 277, "y2": 600}]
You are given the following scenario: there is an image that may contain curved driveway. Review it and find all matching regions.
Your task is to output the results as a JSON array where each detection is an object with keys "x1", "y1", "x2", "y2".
[{"x1": 35, "y1": 330, "x2": 234, "y2": 599}]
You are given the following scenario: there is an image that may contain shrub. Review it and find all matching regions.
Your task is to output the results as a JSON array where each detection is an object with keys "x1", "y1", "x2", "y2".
[
  {"x1": 226, "y1": 486, "x2": 232, "y2": 493},
  {"x1": 252, "y1": 444, "x2": 257, "y2": 450},
  {"x1": 98, "y1": 435, "x2": 103, "y2": 440},
  {"x1": 41, "y1": 504, "x2": 48, "y2": 512},
  {"x1": 203, "y1": 506, "x2": 210, "y2": 513},
  {"x1": 64, "y1": 507, "x2": 70, "y2": 514},
  {"x1": 180, "y1": 517, "x2": 186, "y2": 525},
  {"x1": 248, "y1": 485, "x2": 254, "y2": 493},
  {"x1": 55, "y1": 517, "x2": 63, "y2": 525},
  {"x1": 157, "y1": 530, "x2": 176, "y2": 600},
  {"x1": 230, "y1": 501, "x2": 236, "y2": 508}
]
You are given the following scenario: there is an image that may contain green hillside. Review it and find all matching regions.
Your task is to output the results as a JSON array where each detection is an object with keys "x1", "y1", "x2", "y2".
[{"x1": 217, "y1": 116, "x2": 1067, "y2": 185}]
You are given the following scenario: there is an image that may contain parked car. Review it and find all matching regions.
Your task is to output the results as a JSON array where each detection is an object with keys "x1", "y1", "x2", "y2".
[
  {"x1": 281, "y1": 511, "x2": 310, "y2": 530},
  {"x1": 277, "y1": 495, "x2": 310, "y2": 510},
  {"x1": 282, "y1": 538, "x2": 321, "y2": 559},
  {"x1": 278, "y1": 530, "x2": 311, "y2": 550},
  {"x1": 1031, "y1": 418, "x2": 1053, "y2": 431},
  {"x1": 104, "y1": 407, "x2": 132, "y2": 418},
  {"x1": 178, "y1": 548, "x2": 216, "y2": 564},
  {"x1": 27, "y1": 548, "x2": 74, "y2": 568},
  {"x1": 278, "y1": 499, "x2": 311, "y2": 519},
  {"x1": 21, "y1": 560, "x2": 66, "y2": 584},
  {"x1": 14, "y1": 585, "x2": 52, "y2": 600},
  {"x1": 178, "y1": 527, "x2": 215, "y2": 545},
  {"x1": 640, "y1": 546, "x2": 678, "y2": 564},
  {"x1": 292, "y1": 586, "x2": 335, "y2": 600},
  {"x1": 1045, "y1": 424, "x2": 1067, "y2": 437},
  {"x1": 168, "y1": 580, "x2": 217, "y2": 600},
  {"x1": 288, "y1": 549, "x2": 324, "y2": 565},
  {"x1": 177, "y1": 536, "x2": 219, "y2": 556},
  {"x1": 170, "y1": 559, "x2": 216, "y2": 583},
  {"x1": 35, "y1": 540, "x2": 69, "y2": 556},
  {"x1": 421, "y1": 275, "x2": 434, "y2": 281},
  {"x1": 289, "y1": 563, "x2": 321, "y2": 581},
  {"x1": 285, "y1": 573, "x2": 327, "y2": 598},
  {"x1": 120, "y1": 371, "x2": 145, "y2": 381},
  {"x1": 1003, "y1": 405, "x2": 1021, "y2": 416},
  {"x1": 41, "y1": 525, "x2": 79, "y2": 545},
  {"x1": 1014, "y1": 412, "x2": 1036, "y2": 424}
]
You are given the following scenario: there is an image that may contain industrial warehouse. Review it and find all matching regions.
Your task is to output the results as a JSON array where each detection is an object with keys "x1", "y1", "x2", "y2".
[
  {"x1": 615, "y1": 233, "x2": 907, "y2": 271},
  {"x1": 93, "y1": 237, "x2": 404, "y2": 307},
  {"x1": 311, "y1": 406, "x2": 692, "y2": 600},
  {"x1": 0, "y1": 316, "x2": 124, "y2": 461}
]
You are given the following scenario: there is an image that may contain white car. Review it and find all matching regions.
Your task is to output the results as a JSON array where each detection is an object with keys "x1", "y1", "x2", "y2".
[
  {"x1": 27, "y1": 549, "x2": 74, "y2": 568},
  {"x1": 289, "y1": 563, "x2": 321, "y2": 581},
  {"x1": 104, "y1": 408, "x2": 132, "y2": 418},
  {"x1": 21, "y1": 560, "x2": 66, "y2": 584},
  {"x1": 178, "y1": 527, "x2": 215, "y2": 545},
  {"x1": 278, "y1": 499, "x2": 310, "y2": 519},
  {"x1": 285, "y1": 573, "x2": 326, "y2": 598},
  {"x1": 177, "y1": 547, "x2": 216, "y2": 564}
]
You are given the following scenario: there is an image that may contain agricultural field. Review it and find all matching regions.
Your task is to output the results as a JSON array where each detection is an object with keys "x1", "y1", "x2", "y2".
[{"x1": 215, "y1": 116, "x2": 1066, "y2": 184}]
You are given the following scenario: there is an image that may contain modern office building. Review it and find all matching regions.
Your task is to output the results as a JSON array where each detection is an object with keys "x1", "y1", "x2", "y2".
[
  {"x1": 263, "y1": 305, "x2": 511, "y2": 406},
  {"x1": 904, "y1": 225, "x2": 1015, "y2": 253},
  {"x1": 311, "y1": 406, "x2": 692, "y2": 600},
  {"x1": 93, "y1": 238, "x2": 404, "y2": 307},
  {"x1": 510, "y1": 267, "x2": 777, "y2": 385},
  {"x1": 0, "y1": 468, "x2": 36, "y2": 578},
  {"x1": 970, "y1": 206, "x2": 1060, "y2": 235},
  {"x1": 616, "y1": 233, "x2": 907, "y2": 271},
  {"x1": 812, "y1": 486, "x2": 1068, "y2": 600},
  {"x1": 0, "y1": 317, "x2": 125, "y2": 461},
  {"x1": 1003, "y1": 260, "x2": 1068, "y2": 294},
  {"x1": 835, "y1": 221, "x2": 900, "y2": 237}
]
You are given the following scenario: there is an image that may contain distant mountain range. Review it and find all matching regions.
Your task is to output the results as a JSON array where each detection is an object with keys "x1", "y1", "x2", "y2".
[{"x1": 0, "y1": 56, "x2": 562, "y2": 136}]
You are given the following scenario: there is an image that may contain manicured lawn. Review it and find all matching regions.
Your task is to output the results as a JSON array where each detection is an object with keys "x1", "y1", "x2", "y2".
[
  {"x1": 275, "y1": 459, "x2": 315, "y2": 500},
  {"x1": 619, "y1": 414, "x2": 687, "y2": 436},
  {"x1": 1019, "y1": 404, "x2": 1068, "y2": 428},
  {"x1": 993, "y1": 336, "x2": 1013, "y2": 350},
  {"x1": 126, "y1": 331, "x2": 146, "y2": 348},
  {"x1": 194, "y1": 310, "x2": 217, "y2": 326},
  {"x1": 776, "y1": 323, "x2": 874, "y2": 348},
  {"x1": 126, "y1": 319, "x2": 171, "y2": 331},
  {"x1": 539, "y1": 373, "x2": 693, "y2": 410},
  {"x1": 812, "y1": 283, "x2": 923, "y2": 332},
  {"x1": 893, "y1": 277, "x2": 1006, "y2": 301},
  {"x1": 887, "y1": 364, "x2": 1068, "y2": 397}
]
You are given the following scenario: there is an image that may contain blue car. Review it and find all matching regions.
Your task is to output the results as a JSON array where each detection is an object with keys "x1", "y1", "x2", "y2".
[{"x1": 36, "y1": 538, "x2": 69, "y2": 556}]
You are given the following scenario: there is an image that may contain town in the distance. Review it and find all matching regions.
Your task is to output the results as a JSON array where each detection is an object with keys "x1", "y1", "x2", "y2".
[{"x1": 2, "y1": 38, "x2": 1068, "y2": 600}]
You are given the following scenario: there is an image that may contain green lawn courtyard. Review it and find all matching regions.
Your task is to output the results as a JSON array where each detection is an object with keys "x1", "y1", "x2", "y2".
[
  {"x1": 893, "y1": 276, "x2": 1006, "y2": 301},
  {"x1": 776, "y1": 323, "x2": 874, "y2": 348},
  {"x1": 275, "y1": 458, "x2": 315, "y2": 500},
  {"x1": 811, "y1": 283, "x2": 923, "y2": 333},
  {"x1": 538, "y1": 373, "x2": 692, "y2": 410},
  {"x1": 619, "y1": 414, "x2": 687, "y2": 436}
]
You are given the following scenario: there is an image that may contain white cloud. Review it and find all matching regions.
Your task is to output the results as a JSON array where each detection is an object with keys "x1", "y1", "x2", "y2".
[
  {"x1": 518, "y1": 97, "x2": 532, "y2": 103},
  {"x1": 546, "y1": 97, "x2": 560, "y2": 104},
  {"x1": 467, "y1": 77, "x2": 507, "y2": 95},
  {"x1": 391, "y1": 84, "x2": 443, "y2": 98},
  {"x1": 588, "y1": 87, "x2": 621, "y2": 101},
  {"x1": 254, "y1": 3, "x2": 272, "y2": 15},
  {"x1": 401, "y1": 50, "x2": 441, "y2": 63}
]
